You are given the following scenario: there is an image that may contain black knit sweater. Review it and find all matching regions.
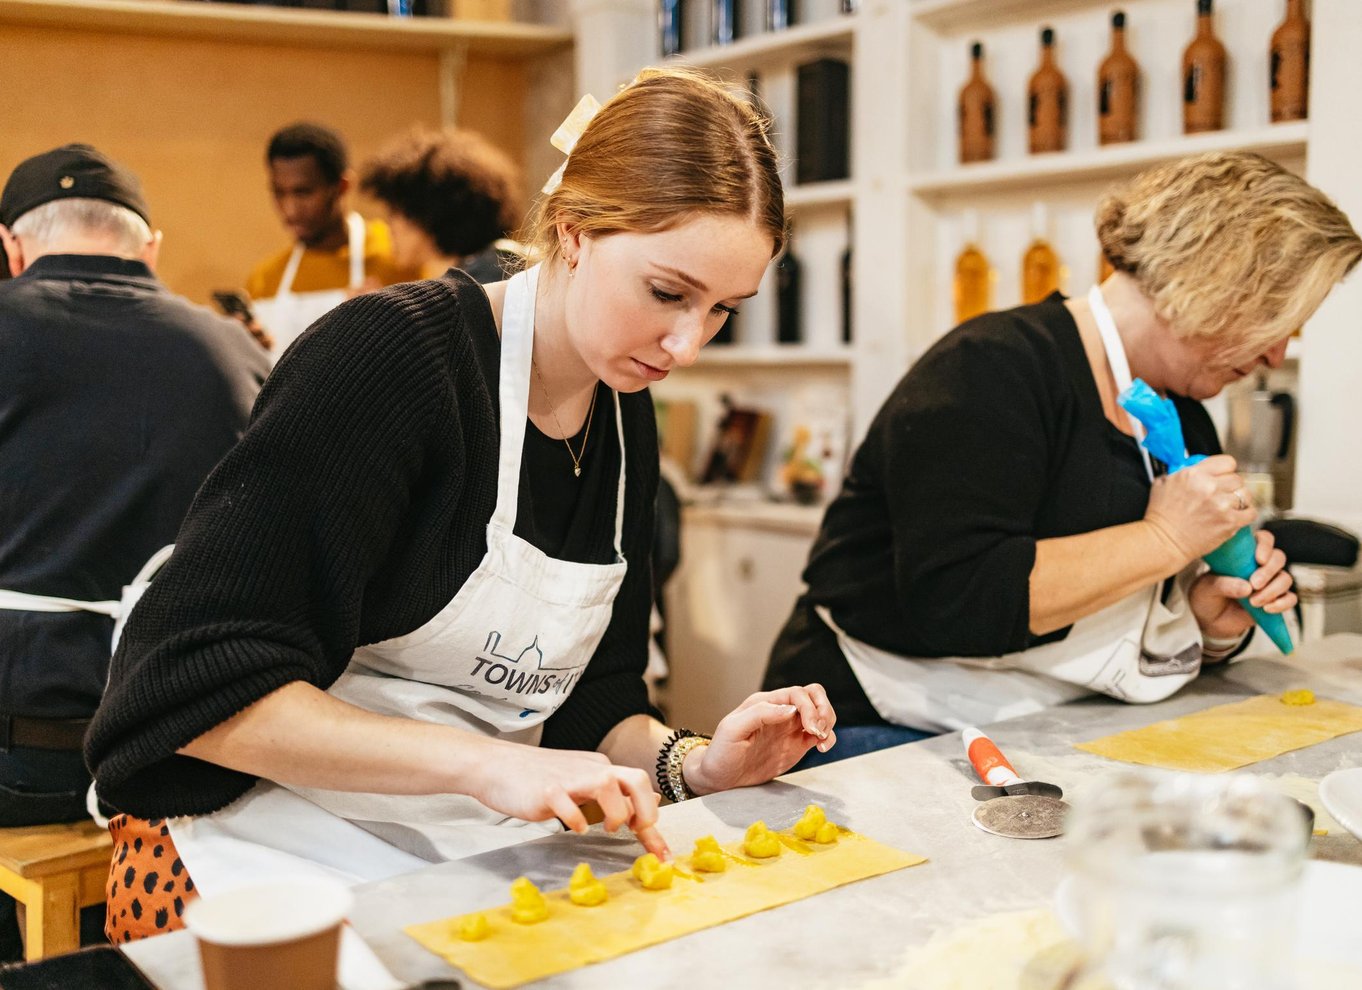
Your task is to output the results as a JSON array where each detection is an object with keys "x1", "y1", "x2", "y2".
[{"x1": 87, "y1": 270, "x2": 659, "y2": 818}]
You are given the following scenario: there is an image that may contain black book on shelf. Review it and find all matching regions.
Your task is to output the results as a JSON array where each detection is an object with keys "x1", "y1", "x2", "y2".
[{"x1": 795, "y1": 58, "x2": 850, "y2": 185}]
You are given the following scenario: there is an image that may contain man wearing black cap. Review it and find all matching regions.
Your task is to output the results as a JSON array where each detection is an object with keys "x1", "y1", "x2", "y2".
[{"x1": 0, "y1": 145, "x2": 267, "y2": 959}]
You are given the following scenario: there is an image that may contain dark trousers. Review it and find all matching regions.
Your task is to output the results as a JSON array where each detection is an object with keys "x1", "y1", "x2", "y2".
[{"x1": 0, "y1": 746, "x2": 105, "y2": 961}]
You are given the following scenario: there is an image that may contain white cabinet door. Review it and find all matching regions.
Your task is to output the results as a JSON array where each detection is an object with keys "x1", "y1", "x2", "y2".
[{"x1": 662, "y1": 508, "x2": 818, "y2": 730}]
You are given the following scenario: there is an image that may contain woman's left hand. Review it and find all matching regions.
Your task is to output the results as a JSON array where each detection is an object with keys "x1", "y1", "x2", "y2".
[
  {"x1": 1189, "y1": 529, "x2": 1297, "y2": 643},
  {"x1": 682, "y1": 685, "x2": 837, "y2": 797}
]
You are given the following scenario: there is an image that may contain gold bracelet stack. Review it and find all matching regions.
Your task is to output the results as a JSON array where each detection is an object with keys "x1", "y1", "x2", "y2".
[{"x1": 655, "y1": 728, "x2": 711, "y2": 803}]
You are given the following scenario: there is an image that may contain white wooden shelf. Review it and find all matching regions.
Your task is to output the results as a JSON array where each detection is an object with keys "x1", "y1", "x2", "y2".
[
  {"x1": 908, "y1": 122, "x2": 1309, "y2": 198},
  {"x1": 0, "y1": 0, "x2": 572, "y2": 55},
  {"x1": 695, "y1": 346, "x2": 853, "y2": 368},
  {"x1": 911, "y1": 0, "x2": 1152, "y2": 33},
  {"x1": 784, "y1": 179, "x2": 855, "y2": 211},
  {"x1": 673, "y1": 16, "x2": 854, "y2": 70}
]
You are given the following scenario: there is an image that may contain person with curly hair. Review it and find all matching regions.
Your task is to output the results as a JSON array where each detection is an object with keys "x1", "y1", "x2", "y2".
[{"x1": 360, "y1": 126, "x2": 526, "y2": 284}]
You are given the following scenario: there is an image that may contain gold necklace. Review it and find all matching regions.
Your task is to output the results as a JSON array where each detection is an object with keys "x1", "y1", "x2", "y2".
[{"x1": 532, "y1": 361, "x2": 598, "y2": 477}]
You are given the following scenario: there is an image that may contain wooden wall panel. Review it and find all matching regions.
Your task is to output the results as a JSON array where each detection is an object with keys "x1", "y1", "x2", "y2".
[{"x1": 2, "y1": 24, "x2": 526, "y2": 302}]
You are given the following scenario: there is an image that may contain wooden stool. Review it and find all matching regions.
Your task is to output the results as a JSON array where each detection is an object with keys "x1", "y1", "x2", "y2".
[{"x1": 0, "y1": 820, "x2": 111, "y2": 961}]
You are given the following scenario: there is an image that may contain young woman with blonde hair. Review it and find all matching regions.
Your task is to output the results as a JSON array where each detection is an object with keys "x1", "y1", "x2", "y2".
[
  {"x1": 765, "y1": 151, "x2": 1361, "y2": 764},
  {"x1": 89, "y1": 67, "x2": 836, "y2": 941}
]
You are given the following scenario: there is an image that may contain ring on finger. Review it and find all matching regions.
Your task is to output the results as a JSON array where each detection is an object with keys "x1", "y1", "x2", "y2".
[{"x1": 1233, "y1": 488, "x2": 1248, "y2": 511}]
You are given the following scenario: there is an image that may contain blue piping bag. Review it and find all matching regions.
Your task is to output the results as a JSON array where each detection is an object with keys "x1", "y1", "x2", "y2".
[{"x1": 1119, "y1": 379, "x2": 1293, "y2": 654}]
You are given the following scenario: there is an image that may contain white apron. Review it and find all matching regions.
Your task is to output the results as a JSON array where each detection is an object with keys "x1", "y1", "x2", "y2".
[
  {"x1": 827, "y1": 285, "x2": 1203, "y2": 733},
  {"x1": 168, "y1": 263, "x2": 630, "y2": 897},
  {"x1": 253, "y1": 211, "x2": 366, "y2": 362}
]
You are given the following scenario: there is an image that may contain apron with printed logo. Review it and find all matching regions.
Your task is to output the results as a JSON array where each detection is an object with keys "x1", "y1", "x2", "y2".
[
  {"x1": 826, "y1": 285, "x2": 1204, "y2": 733},
  {"x1": 167, "y1": 263, "x2": 631, "y2": 894},
  {"x1": 253, "y1": 211, "x2": 366, "y2": 362}
]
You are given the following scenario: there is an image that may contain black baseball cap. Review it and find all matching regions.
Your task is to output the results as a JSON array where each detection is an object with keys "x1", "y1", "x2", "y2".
[{"x1": 0, "y1": 144, "x2": 150, "y2": 228}]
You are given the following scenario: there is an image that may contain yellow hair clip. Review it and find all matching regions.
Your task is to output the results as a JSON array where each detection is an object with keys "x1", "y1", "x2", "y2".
[{"x1": 542, "y1": 93, "x2": 602, "y2": 194}]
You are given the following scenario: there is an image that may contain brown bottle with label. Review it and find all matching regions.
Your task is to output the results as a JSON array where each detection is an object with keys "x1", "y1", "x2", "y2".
[
  {"x1": 1028, "y1": 27, "x2": 1068, "y2": 154},
  {"x1": 1270, "y1": 0, "x2": 1310, "y2": 122},
  {"x1": 959, "y1": 41, "x2": 996, "y2": 164},
  {"x1": 1098, "y1": 10, "x2": 1140, "y2": 145},
  {"x1": 1183, "y1": 0, "x2": 1227, "y2": 134}
]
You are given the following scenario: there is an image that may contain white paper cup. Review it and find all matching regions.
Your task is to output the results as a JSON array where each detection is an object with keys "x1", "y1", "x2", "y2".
[{"x1": 183, "y1": 878, "x2": 353, "y2": 990}]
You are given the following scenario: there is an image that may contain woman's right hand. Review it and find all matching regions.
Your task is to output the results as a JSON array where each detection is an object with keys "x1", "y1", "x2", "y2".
[
  {"x1": 1143, "y1": 454, "x2": 1257, "y2": 561},
  {"x1": 466, "y1": 741, "x2": 668, "y2": 859}
]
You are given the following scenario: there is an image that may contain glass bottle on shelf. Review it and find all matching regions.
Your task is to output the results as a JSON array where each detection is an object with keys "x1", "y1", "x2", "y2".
[
  {"x1": 1183, "y1": 0, "x2": 1226, "y2": 134},
  {"x1": 776, "y1": 243, "x2": 802, "y2": 345},
  {"x1": 1022, "y1": 203, "x2": 1061, "y2": 305},
  {"x1": 660, "y1": 0, "x2": 685, "y2": 57},
  {"x1": 1270, "y1": 0, "x2": 1310, "y2": 123},
  {"x1": 712, "y1": 0, "x2": 739, "y2": 46},
  {"x1": 958, "y1": 41, "x2": 996, "y2": 164},
  {"x1": 1028, "y1": 26, "x2": 1068, "y2": 154},
  {"x1": 1098, "y1": 11, "x2": 1140, "y2": 145},
  {"x1": 953, "y1": 210, "x2": 992, "y2": 325},
  {"x1": 841, "y1": 242, "x2": 853, "y2": 345},
  {"x1": 766, "y1": 0, "x2": 796, "y2": 32}
]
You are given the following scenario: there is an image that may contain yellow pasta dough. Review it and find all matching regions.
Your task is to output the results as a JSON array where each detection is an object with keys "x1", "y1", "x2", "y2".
[
  {"x1": 407, "y1": 828, "x2": 927, "y2": 990},
  {"x1": 1075, "y1": 694, "x2": 1362, "y2": 772}
]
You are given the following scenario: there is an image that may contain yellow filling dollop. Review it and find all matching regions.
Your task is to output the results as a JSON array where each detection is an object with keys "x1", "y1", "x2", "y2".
[
  {"x1": 457, "y1": 912, "x2": 490, "y2": 941},
  {"x1": 568, "y1": 863, "x2": 608, "y2": 906},
  {"x1": 1281, "y1": 689, "x2": 1316, "y2": 706},
  {"x1": 631, "y1": 853, "x2": 674, "y2": 890},
  {"x1": 814, "y1": 821, "x2": 839, "y2": 844},
  {"x1": 743, "y1": 821, "x2": 781, "y2": 859},
  {"x1": 691, "y1": 835, "x2": 727, "y2": 873},
  {"x1": 793, "y1": 804, "x2": 827, "y2": 841},
  {"x1": 509, "y1": 876, "x2": 549, "y2": 924}
]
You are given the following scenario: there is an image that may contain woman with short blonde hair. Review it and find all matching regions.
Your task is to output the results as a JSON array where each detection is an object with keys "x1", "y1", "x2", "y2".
[{"x1": 766, "y1": 151, "x2": 1360, "y2": 764}]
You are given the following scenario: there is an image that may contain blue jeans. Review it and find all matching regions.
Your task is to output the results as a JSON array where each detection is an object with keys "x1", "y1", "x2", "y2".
[{"x1": 793, "y1": 723, "x2": 935, "y2": 771}]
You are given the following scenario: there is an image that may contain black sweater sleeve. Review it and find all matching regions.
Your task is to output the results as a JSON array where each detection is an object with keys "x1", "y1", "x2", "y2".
[
  {"x1": 882, "y1": 323, "x2": 1059, "y2": 656},
  {"x1": 88, "y1": 281, "x2": 463, "y2": 816},
  {"x1": 540, "y1": 390, "x2": 662, "y2": 751}
]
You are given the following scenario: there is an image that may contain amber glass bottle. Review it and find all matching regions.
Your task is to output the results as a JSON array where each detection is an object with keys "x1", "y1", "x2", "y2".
[
  {"x1": 1098, "y1": 11, "x2": 1140, "y2": 145},
  {"x1": 1183, "y1": 0, "x2": 1227, "y2": 134},
  {"x1": 1270, "y1": 0, "x2": 1310, "y2": 122},
  {"x1": 1028, "y1": 27, "x2": 1068, "y2": 153},
  {"x1": 959, "y1": 41, "x2": 996, "y2": 164},
  {"x1": 1022, "y1": 204, "x2": 1061, "y2": 305},
  {"x1": 953, "y1": 211, "x2": 992, "y2": 324}
]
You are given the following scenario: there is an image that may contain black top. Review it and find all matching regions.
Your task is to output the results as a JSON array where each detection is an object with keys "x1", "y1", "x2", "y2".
[
  {"x1": 87, "y1": 270, "x2": 659, "y2": 818},
  {"x1": 0, "y1": 255, "x2": 267, "y2": 721},
  {"x1": 764, "y1": 295, "x2": 1221, "y2": 725}
]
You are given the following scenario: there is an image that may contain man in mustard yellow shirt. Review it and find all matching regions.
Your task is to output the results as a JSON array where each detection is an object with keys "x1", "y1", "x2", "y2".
[{"x1": 246, "y1": 122, "x2": 416, "y2": 359}]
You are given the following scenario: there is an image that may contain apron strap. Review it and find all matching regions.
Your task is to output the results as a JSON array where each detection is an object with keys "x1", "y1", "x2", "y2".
[
  {"x1": 1088, "y1": 284, "x2": 1155, "y2": 482},
  {"x1": 0, "y1": 589, "x2": 120, "y2": 616},
  {"x1": 346, "y1": 212, "x2": 366, "y2": 290},
  {"x1": 275, "y1": 241, "x2": 306, "y2": 300}
]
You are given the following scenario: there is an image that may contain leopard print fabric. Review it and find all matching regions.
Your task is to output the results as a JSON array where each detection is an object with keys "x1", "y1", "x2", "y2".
[{"x1": 104, "y1": 814, "x2": 198, "y2": 943}]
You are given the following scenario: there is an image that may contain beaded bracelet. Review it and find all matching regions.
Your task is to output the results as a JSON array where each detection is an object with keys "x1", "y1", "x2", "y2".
[{"x1": 655, "y1": 728, "x2": 711, "y2": 803}]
